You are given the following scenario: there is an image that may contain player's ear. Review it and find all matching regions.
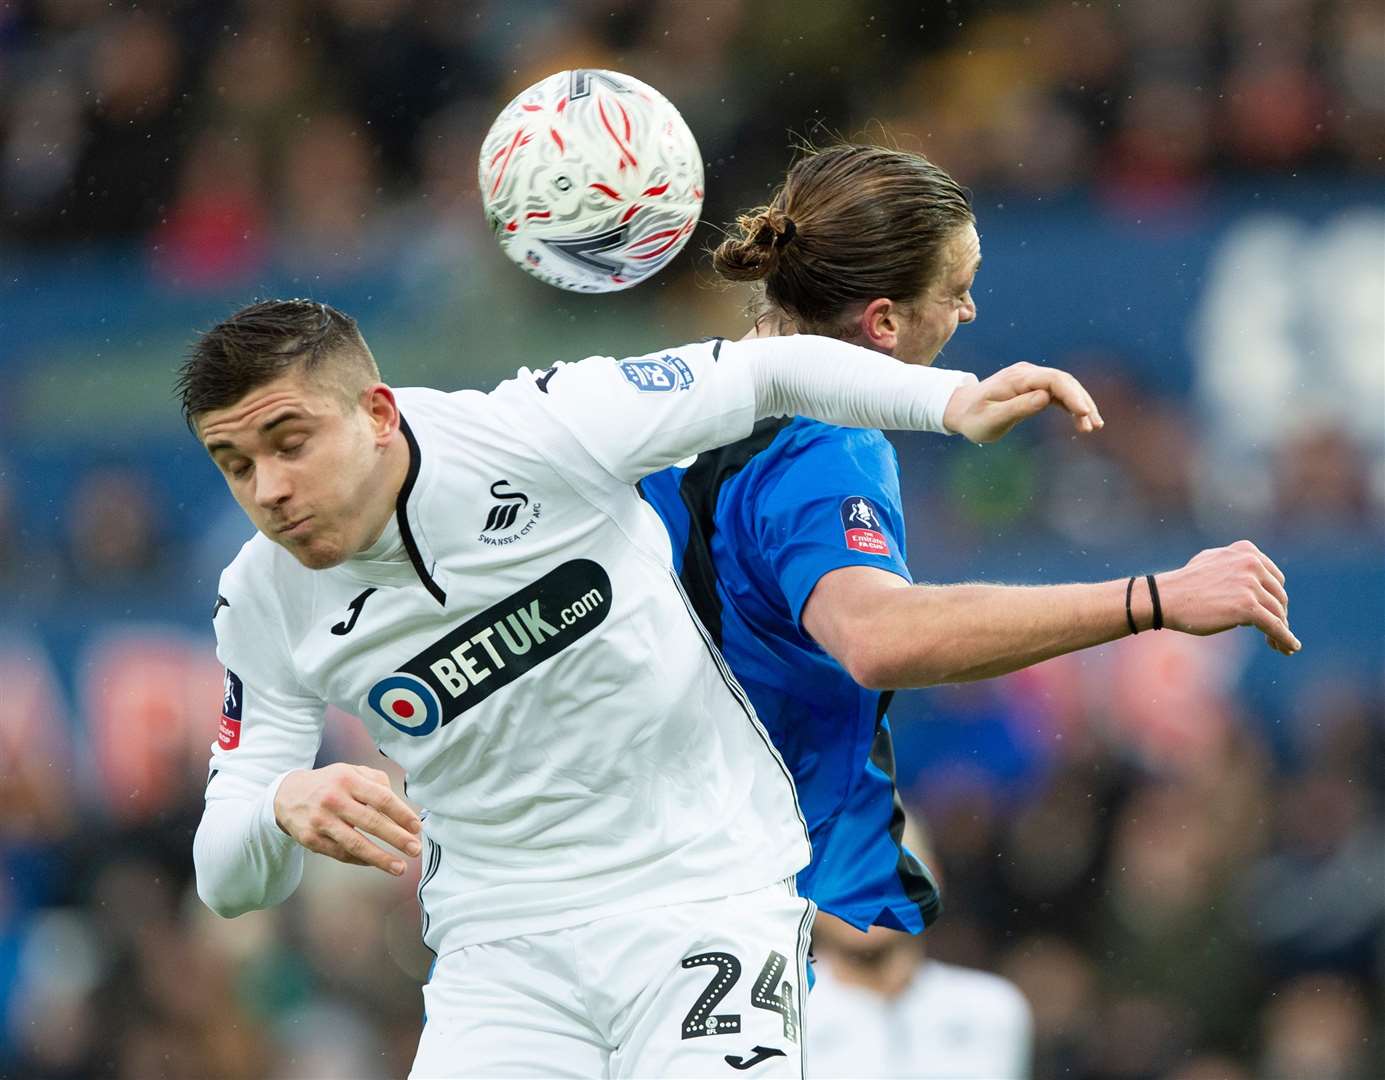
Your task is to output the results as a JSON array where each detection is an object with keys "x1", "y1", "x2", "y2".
[
  {"x1": 858, "y1": 298, "x2": 900, "y2": 352},
  {"x1": 361, "y1": 384, "x2": 399, "y2": 446}
]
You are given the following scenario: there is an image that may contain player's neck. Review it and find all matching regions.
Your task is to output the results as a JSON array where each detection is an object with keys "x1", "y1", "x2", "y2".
[
  {"x1": 742, "y1": 313, "x2": 797, "y2": 340},
  {"x1": 354, "y1": 434, "x2": 412, "y2": 555}
]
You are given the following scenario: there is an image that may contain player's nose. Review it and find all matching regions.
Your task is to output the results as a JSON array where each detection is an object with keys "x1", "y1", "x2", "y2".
[
  {"x1": 959, "y1": 294, "x2": 977, "y2": 323},
  {"x1": 253, "y1": 460, "x2": 292, "y2": 509}
]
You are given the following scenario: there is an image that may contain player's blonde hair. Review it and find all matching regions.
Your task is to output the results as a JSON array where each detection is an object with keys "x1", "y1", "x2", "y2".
[{"x1": 713, "y1": 144, "x2": 974, "y2": 338}]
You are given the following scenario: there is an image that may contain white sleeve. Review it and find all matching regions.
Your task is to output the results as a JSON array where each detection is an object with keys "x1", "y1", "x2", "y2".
[
  {"x1": 193, "y1": 569, "x2": 325, "y2": 919},
  {"x1": 518, "y1": 335, "x2": 975, "y2": 485},
  {"x1": 738, "y1": 334, "x2": 977, "y2": 432}
]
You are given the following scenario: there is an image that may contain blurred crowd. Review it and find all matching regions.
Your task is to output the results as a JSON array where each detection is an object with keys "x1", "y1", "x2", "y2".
[
  {"x1": 2, "y1": 0, "x2": 1383, "y2": 265},
  {"x1": 1, "y1": 1, "x2": 1382, "y2": 1078}
]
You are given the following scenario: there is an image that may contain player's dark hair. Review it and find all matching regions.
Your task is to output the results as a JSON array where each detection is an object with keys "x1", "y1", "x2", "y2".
[
  {"x1": 177, "y1": 299, "x2": 380, "y2": 431},
  {"x1": 712, "y1": 144, "x2": 974, "y2": 338}
]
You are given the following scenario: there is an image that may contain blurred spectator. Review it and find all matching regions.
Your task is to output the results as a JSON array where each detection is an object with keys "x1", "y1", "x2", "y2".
[
  {"x1": 316, "y1": 0, "x2": 476, "y2": 179},
  {"x1": 810, "y1": 913, "x2": 1034, "y2": 1079},
  {"x1": 0, "y1": 72, "x2": 85, "y2": 238},
  {"x1": 1096, "y1": 781, "x2": 1260, "y2": 1050},
  {"x1": 1241, "y1": 762, "x2": 1385, "y2": 983},
  {"x1": 998, "y1": 935, "x2": 1096, "y2": 1078},
  {"x1": 809, "y1": 824, "x2": 1035, "y2": 1080},
  {"x1": 275, "y1": 110, "x2": 386, "y2": 277},
  {"x1": 149, "y1": 127, "x2": 270, "y2": 290},
  {"x1": 1326, "y1": 2, "x2": 1385, "y2": 170},
  {"x1": 63, "y1": 466, "x2": 166, "y2": 588},
  {"x1": 200, "y1": 6, "x2": 328, "y2": 166},
  {"x1": 1035, "y1": 362, "x2": 1197, "y2": 542},
  {"x1": 1274, "y1": 426, "x2": 1373, "y2": 527},
  {"x1": 77, "y1": 630, "x2": 224, "y2": 825},
  {"x1": 53, "y1": 9, "x2": 184, "y2": 240},
  {"x1": 1258, "y1": 972, "x2": 1377, "y2": 1080},
  {"x1": 0, "y1": 636, "x2": 75, "y2": 844},
  {"x1": 1100, "y1": 76, "x2": 1214, "y2": 209}
]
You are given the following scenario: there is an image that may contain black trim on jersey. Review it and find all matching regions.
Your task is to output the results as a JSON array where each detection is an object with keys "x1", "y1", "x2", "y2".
[
  {"x1": 872, "y1": 691, "x2": 943, "y2": 929},
  {"x1": 396, "y1": 415, "x2": 447, "y2": 607},
  {"x1": 668, "y1": 571, "x2": 811, "y2": 851},
  {"x1": 417, "y1": 834, "x2": 442, "y2": 959},
  {"x1": 661, "y1": 417, "x2": 791, "y2": 647},
  {"x1": 711, "y1": 337, "x2": 724, "y2": 361},
  {"x1": 793, "y1": 896, "x2": 815, "y2": 1074}
]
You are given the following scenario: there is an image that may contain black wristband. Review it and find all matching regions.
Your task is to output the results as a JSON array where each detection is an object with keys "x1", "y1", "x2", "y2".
[
  {"x1": 1126, "y1": 576, "x2": 1139, "y2": 635},
  {"x1": 1146, "y1": 574, "x2": 1163, "y2": 630}
]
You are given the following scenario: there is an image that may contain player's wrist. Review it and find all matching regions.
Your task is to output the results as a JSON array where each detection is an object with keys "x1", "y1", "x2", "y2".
[
  {"x1": 939, "y1": 374, "x2": 979, "y2": 436},
  {"x1": 1123, "y1": 574, "x2": 1163, "y2": 635},
  {"x1": 266, "y1": 768, "x2": 307, "y2": 839}
]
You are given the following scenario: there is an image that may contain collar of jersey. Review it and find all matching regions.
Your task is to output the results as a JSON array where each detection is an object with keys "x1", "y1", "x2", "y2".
[{"x1": 336, "y1": 412, "x2": 449, "y2": 604}]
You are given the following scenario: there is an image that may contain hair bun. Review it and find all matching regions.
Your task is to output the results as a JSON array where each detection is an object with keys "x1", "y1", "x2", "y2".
[{"x1": 712, "y1": 206, "x2": 795, "y2": 282}]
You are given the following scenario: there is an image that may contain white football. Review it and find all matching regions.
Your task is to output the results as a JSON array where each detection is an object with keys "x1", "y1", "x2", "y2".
[{"x1": 478, "y1": 69, "x2": 704, "y2": 293}]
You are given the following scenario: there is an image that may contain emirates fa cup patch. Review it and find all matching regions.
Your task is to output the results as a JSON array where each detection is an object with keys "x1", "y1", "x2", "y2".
[
  {"x1": 219, "y1": 669, "x2": 244, "y2": 750},
  {"x1": 840, "y1": 496, "x2": 891, "y2": 556}
]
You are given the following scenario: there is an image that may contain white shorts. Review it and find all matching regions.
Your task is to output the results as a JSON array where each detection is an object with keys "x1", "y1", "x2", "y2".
[{"x1": 410, "y1": 879, "x2": 815, "y2": 1079}]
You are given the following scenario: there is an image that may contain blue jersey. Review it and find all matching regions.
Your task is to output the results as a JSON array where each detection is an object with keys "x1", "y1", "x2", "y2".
[{"x1": 640, "y1": 406, "x2": 941, "y2": 933}]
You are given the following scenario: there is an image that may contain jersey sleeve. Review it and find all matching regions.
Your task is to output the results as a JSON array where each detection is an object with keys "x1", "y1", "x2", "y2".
[
  {"x1": 193, "y1": 558, "x2": 326, "y2": 918},
  {"x1": 753, "y1": 429, "x2": 913, "y2": 628},
  {"x1": 514, "y1": 339, "x2": 757, "y2": 486}
]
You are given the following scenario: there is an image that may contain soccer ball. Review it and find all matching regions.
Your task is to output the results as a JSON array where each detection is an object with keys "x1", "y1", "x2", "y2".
[{"x1": 478, "y1": 69, "x2": 705, "y2": 293}]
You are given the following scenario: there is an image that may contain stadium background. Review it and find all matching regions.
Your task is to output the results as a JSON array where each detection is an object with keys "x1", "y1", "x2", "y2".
[{"x1": 0, "y1": 1, "x2": 1381, "y2": 1077}]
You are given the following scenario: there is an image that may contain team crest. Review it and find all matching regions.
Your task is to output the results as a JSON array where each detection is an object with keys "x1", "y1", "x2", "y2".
[
  {"x1": 840, "y1": 496, "x2": 891, "y2": 556},
  {"x1": 479, "y1": 480, "x2": 543, "y2": 546}
]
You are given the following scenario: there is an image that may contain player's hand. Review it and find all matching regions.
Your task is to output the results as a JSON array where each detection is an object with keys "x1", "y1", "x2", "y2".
[
  {"x1": 943, "y1": 361, "x2": 1103, "y2": 443},
  {"x1": 274, "y1": 763, "x2": 424, "y2": 876},
  {"x1": 1156, "y1": 540, "x2": 1301, "y2": 655}
]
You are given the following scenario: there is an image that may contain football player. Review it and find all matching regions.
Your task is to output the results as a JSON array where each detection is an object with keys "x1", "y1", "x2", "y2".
[
  {"x1": 639, "y1": 144, "x2": 1298, "y2": 955},
  {"x1": 178, "y1": 298, "x2": 1100, "y2": 1078}
]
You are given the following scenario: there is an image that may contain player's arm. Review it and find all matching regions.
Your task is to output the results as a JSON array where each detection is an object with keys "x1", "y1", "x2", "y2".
[
  {"x1": 201, "y1": 750, "x2": 423, "y2": 919},
  {"x1": 745, "y1": 341, "x2": 1102, "y2": 444},
  {"x1": 194, "y1": 578, "x2": 421, "y2": 917},
  {"x1": 802, "y1": 540, "x2": 1299, "y2": 690},
  {"x1": 527, "y1": 335, "x2": 1100, "y2": 485},
  {"x1": 193, "y1": 668, "x2": 325, "y2": 918}
]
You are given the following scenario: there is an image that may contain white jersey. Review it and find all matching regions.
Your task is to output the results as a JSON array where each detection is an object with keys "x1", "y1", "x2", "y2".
[
  {"x1": 194, "y1": 336, "x2": 973, "y2": 955},
  {"x1": 807, "y1": 958, "x2": 1034, "y2": 1079}
]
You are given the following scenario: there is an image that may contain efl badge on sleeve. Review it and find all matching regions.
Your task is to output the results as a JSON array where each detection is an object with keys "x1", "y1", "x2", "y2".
[
  {"x1": 219, "y1": 669, "x2": 244, "y2": 750},
  {"x1": 840, "y1": 496, "x2": 891, "y2": 556},
  {"x1": 617, "y1": 354, "x2": 694, "y2": 392}
]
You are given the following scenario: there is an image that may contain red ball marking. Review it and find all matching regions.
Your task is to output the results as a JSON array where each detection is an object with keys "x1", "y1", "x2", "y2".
[{"x1": 392, "y1": 700, "x2": 415, "y2": 719}]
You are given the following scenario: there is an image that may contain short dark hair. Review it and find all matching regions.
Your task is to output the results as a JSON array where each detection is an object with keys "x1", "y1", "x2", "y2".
[
  {"x1": 176, "y1": 299, "x2": 380, "y2": 431},
  {"x1": 712, "y1": 144, "x2": 974, "y2": 336}
]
